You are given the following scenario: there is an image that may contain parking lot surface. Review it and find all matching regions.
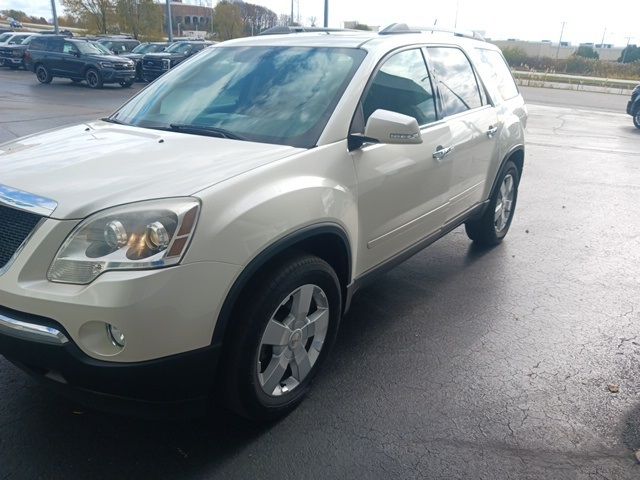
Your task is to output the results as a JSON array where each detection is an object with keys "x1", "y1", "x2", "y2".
[{"x1": 1, "y1": 69, "x2": 639, "y2": 479}]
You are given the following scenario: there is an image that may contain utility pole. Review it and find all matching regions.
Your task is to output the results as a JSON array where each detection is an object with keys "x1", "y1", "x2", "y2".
[
  {"x1": 454, "y1": 0, "x2": 459, "y2": 29},
  {"x1": 622, "y1": 36, "x2": 633, "y2": 63},
  {"x1": 166, "y1": 0, "x2": 173, "y2": 42},
  {"x1": 556, "y1": 21, "x2": 566, "y2": 60},
  {"x1": 290, "y1": 0, "x2": 294, "y2": 26},
  {"x1": 50, "y1": 0, "x2": 59, "y2": 34},
  {"x1": 324, "y1": 0, "x2": 328, "y2": 28},
  {"x1": 600, "y1": 27, "x2": 607, "y2": 47}
]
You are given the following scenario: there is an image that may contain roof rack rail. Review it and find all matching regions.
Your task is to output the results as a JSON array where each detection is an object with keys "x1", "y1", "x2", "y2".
[
  {"x1": 259, "y1": 26, "x2": 358, "y2": 36},
  {"x1": 379, "y1": 23, "x2": 486, "y2": 42}
]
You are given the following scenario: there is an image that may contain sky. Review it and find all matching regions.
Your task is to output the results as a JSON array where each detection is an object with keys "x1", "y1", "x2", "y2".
[{"x1": 4, "y1": 0, "x2": 639, "y2": 46}]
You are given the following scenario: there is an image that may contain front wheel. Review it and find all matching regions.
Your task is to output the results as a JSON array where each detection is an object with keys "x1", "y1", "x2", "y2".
[
  {"x1": 222, "y1": 254, "x2": 342, "y2": 421},
  {"x1": 85, "y1": 68, "x2": 103, "y2": 89},
  {"x1": 35, "y1": 64, "x2": 52, "y2": 84},
  {"x1": 465, "y1": 160, "x2": 520, "y2": 246},
  {"x1": 634, "y1": 114, "x2": 640, "y2": 129}
]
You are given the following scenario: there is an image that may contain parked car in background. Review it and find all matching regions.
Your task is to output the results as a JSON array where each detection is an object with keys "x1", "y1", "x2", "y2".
[
  {"x1": 8, "y1": 18, "x2": 23, "y2": 29},
  {"x1": 95, "y1": 36, "x2": 140, "y2": 55},
  {"x1": 0, "y1": 32, "x2": 33, "y2": 66},
  {"x1": 25, "y1": 36, "x2": 136, "y2": 88},
  {"x1": 627, "y1": 85, "x2": 640, "y2": 129},
  {"x1": 0, "y1": 26, "x2": 526, "y2": 421},
  {"x1": 0, "y1": 34, "x2": 39, "y2": 69},
  {"x1": 141, "y1": 40, "x2": 212, "y2": 81},
  {"x1": 121, "y1": 42, "x2": 169, "y2": 80}
]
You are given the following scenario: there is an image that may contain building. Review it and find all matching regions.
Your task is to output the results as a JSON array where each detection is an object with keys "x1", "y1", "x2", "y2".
[
  {"x1": 491, "y1": 39, "x2": 624, "y2": 62},
  {"x1": 165, "y1": 1, "x2": 214, "y2": 36}
]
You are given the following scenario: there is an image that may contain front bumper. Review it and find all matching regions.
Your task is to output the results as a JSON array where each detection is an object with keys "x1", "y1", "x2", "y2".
[
  {"x1": 142, "y1": 66, "x2": 168, "y2": 81},
  {"x1": 101, "y1": 68, "x2": 136, "y2": 83},
  {"x1": 627, "y1": 99, "x2": 638, "y2": 116},
  {"x1": 0, "y1": 56, "x2": 22, "y2": 66},
  {"x1": 0, "y1": 304, "x2": 220, "y2": 415}
]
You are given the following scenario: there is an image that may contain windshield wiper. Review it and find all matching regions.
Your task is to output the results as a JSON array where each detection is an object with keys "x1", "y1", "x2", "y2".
[
  {"x1": 169, "y1": 123, "x2": 246, "y2": 140},
  {"x1": 101, "y1": 117, "x2": 128, "y2": 125}
]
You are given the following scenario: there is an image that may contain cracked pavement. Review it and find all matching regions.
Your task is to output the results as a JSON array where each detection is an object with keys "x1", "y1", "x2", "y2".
[{"x1": 0, "y1": 69, "x2": 639, "y2": 479}]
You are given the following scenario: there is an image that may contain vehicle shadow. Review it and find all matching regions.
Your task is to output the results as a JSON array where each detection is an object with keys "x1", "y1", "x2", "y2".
[
  {"x1": 622, "y1": 402, "x2": 640, "y2": 452},
  {"x1": 1, "y1": 233, "x2": 507, "y2": 479}
]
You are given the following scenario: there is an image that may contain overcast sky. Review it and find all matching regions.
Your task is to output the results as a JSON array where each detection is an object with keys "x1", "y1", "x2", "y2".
[{"x1": 5, "y1": 0, "x2": 639, "y2": 46}]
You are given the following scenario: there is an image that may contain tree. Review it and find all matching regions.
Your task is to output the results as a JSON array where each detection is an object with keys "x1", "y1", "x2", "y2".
[
  {"x1": 115, "y1": 0, "x2": 162, "y2": 39},
  {"x1": 619, "y1": 45, "x2": 640, "y2": 64},
  {"x1": 500, "y1": 46, "x2": 528, "y2": 67},
  {"x1": 213, "y1": 2, "x2": 244, "y2": 41},
  {"x1": 575, "y1": 45, "x2": 599, "y2": 60},
  {"x1": 62, "y1": 0, "x2": 113, "y2": 34},
  {"x1": 352, "y1": 23, "x2": 371, "y2": 31},
  {"x1": 236, "y1": 2, "x2": 277, "y2": 36}
]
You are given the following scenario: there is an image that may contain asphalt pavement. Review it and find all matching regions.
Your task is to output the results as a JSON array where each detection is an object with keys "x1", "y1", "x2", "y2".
[{"x1": 0, "y1": 69, "x2": 639, "y2": 479}]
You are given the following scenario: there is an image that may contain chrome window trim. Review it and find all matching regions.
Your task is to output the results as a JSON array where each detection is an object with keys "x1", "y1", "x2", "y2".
[
  {"x1": 0, "y1": 184, "x2": 58, "y2": 217},
  {"x1": 0, "y1": 312, "x2": 69, "y2": 345}
]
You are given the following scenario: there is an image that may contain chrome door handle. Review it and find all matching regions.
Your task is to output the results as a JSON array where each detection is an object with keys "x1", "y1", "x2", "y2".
[
  {"x1": 432, "y1": 145, "x2": 454, "y2": 160},
  {"x1": 486, "y1": 126, "x2": 498, "y2": 138}
]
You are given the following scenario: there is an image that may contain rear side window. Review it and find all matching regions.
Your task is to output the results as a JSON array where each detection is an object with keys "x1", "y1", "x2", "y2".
[
  {"x1": 426, "y1": 47, "x2": 482, "y2": 117},
  {"x1": 474, "y1": 48, "x2": 519, "y2": 102},
  {"x1": 362, "y1": 48, "x2": 437, "y2": 126}
]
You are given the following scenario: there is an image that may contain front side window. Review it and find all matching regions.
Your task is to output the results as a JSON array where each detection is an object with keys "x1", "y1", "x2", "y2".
[
  {"x1": 474, "y1": 48, "x2": 519, "y2": 103},
  {"x1": 165, "y1": 42, "x2": 192, "y2": 54},
  {"x1": 427, "y1": 47, "x2": 482, "y2": 117},
  {"x1": 110, "y1": 46, "x2": 366, "y2": 148},
  {"x1": 63, "y1": 41, "x2": 79, "y2": 54},
  {"x1": 362, "y1": 48, "x2": 437, "y2": 127}
]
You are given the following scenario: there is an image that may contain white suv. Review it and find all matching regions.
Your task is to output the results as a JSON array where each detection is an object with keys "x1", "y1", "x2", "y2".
[{"x1": 0, "y1": 25, "x2": 526, "y2": 420}]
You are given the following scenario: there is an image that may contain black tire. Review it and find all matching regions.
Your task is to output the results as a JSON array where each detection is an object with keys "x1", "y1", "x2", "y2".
[
  {"x1": 465, "y1": 160, "x2": 520, "y2": 246},
  {"x1": 135, "y1": 64, "x2": 142, "y2": 81},
  {"x1": 633, "y1": 114, "x2": 640, "y2": 129},
  {"x1": 85, "y1": 68, "x2": 103, "y2": 89},
  {"x1": 222, "y1": 254, "x2": 342, "y2": 421},
  {"x1": 35, "y1": 64, "x2": 52, "y2": 84},
  {"x1": 120, "y1": 79, "x2": 134, "y2": 88}
]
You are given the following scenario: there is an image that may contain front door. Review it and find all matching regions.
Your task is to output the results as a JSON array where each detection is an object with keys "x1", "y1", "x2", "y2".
[{"x1": 351, "y1": 48, "x2": 453, "y2": 274}]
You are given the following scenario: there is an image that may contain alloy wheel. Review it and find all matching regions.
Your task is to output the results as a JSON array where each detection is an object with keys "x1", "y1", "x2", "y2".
[
  {"x1": 494, "y1": 173, "x2": 515, "y2": 233},
  {"x1": 256, "y1": 284, "x2": 329, "y2": 397}
]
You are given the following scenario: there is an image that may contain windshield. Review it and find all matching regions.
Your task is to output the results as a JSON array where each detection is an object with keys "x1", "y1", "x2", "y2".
[
  {"x1": 165, "y1": 42, "x2": 193, "y2": 54},
  {"x1": 132, "y1": 43, "x2": 162, "y2": 54},
  {"x1": 110, "y1": 46, "x2": 366, "y2": 148},
  {"x1": 20, "y1": 35, "x2": 37, "y2": 45},
  {"x1": 91, "y1": 42, "x2": 111, "y2": 54},
  {"x1": 77, "y1": 41, "x2": 105, "y2": 55},
  {"x1": 0, "y1": 33, "x2": 11, "y2": 43}
]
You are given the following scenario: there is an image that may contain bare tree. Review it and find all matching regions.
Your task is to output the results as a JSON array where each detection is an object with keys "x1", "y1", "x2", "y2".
[{"x1": 62, "y1": 0, "x2": 113, "y2": 34}]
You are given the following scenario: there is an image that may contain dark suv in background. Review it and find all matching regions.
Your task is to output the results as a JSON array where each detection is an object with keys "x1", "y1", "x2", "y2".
[
  {"x1": 95, "y1": 36, "x2": 140, "y2": 55},
  {"x1": 25, "y1": 36, "x2": 136, "y2": 88},
  {"x1": 141, "y1": 40, "x2": 212, "y2": 81},
  {"x1": 121, "y1": 42, "x2": 168, "y2": 80},
  {"x1": 627, "y1": 85, "x2": 640, "y2": 129},
  {"x1": 0, "y1": 34, "x2": 39, "y2": 69}
]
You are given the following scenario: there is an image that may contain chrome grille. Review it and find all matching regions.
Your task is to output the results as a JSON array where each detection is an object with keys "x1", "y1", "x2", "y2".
[{"x1": 0, "y1": 205, "x2": 41, "y2": 270}]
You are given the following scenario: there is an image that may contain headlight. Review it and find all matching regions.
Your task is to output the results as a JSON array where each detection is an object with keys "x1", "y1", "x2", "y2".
[
  {"x1": 99, "y1": 61, "x2": 114, "y2": 68},
  {"x1": 48, "y1": 198, "x2": 200, "y2": 284}
]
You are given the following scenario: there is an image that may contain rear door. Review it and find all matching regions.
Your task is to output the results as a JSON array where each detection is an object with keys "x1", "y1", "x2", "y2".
[{"x1": 424, "y1": 46, "x2": 499, "y2": 222}]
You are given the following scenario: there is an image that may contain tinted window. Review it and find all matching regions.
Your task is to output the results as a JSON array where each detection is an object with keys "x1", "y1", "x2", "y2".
[
  {"x1": 427, "y1": 47, "x2": 482, "y2": 117},
  {"x1": 362, "y1": 49, "x2": 436, "y2": 126},
  {"x1": 0, "y1": 33, "x2": 11, "y2": 43},
  {"x1": 110, "y1": 46, "x2": 366, "y2": 148},
  {"x1": 474, "y1": 48, "x2": 519, "y2": 102},
  {"x1": 63, "y1": 41, "x2": 79, "y2": 54}
]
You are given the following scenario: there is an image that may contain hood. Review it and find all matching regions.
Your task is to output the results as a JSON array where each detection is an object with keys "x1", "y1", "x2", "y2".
[
  {"x1": 121, "y1": 52, "x2": 143, "y2": 60},
  {"x1": 144, "y1": 52, "x2": 186, "y2": 60},
  {"x1": 0, "y1": 121, "x2": 302, "y2": 220},
  {"x1": 84, "y1": 53, "x2": 129, "y2": 63}
]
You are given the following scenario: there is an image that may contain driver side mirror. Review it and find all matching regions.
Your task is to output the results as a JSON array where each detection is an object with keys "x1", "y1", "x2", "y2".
[
  {"x1": 348, "y1": 109, "x2": 422, "y2": 150},
  {"x1": 73, "y1": 50, "x2": 80, "y2": 57}
]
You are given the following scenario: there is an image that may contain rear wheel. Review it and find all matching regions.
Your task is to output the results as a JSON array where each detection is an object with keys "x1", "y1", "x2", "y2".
[
  {"x1": 35, "y1": 64, "x2": 52, "y2": 84},
  {"x1": 222, "y1": 254, "x2": 342, "y2": 421},
  {"x1": 634, "y1": 114, "x2": 640, "y2": 129},
  {"x1": 85, "y1": 68, "x2": 103, "y2": 89},
  {"x1": 465, "y1": 160, "x2": 520, "y2": 246}
]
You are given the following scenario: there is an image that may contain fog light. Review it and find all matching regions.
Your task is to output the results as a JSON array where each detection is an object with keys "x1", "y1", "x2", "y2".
[{"x1": 106, "y1": 324, "x2": 125, "y2": 348}]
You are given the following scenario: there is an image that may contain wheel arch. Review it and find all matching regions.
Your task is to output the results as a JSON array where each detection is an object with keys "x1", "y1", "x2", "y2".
[
  {"x1": 210, "y1": 223, "x2": 352, "y2": 348},
  {"x1": 489, "y1": 144, "x2": 525, "y2": 199}
]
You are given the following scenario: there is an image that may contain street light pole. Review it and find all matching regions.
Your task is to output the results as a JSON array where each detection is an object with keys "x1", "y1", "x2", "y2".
[
  {"x1": 166, "y1": 0, "x2": 174, "y2": 42},
  {"x1": 50, "y1": 0, "x2": 59, "y2": 34},
  {"x1": 324, "y1": 0, "x2": 328, "y2": 28},
  {"x1": 556, "y1": 21, "x2": 566, "y2": 60}
]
